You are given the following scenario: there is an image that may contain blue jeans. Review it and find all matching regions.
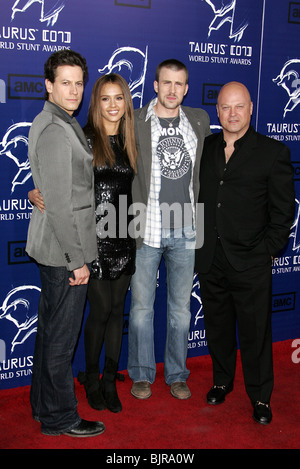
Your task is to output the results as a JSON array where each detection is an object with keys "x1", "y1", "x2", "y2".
[
  {"x1": 30, "y1": 264, "x2": 89, "y2": 434},
  {"x1": 127, "y1": 227, "x2": 195, "y2": 385}
]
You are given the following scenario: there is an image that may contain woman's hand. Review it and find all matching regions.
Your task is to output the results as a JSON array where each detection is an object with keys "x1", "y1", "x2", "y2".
[{"x1": 28, "y1": 188, "x2": 45, "y2": 213}]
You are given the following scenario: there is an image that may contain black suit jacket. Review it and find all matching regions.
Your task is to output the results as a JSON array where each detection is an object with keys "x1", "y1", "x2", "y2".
[{"x1": 195, "y1": 126, "x2": 295, "y2": 273}]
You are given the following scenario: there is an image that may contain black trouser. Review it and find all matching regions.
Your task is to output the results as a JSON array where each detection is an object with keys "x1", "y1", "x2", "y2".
[
  {"x1": 199, "y1": 241, "x2": 274, "y2": 404},
  {"x1": 84, "y1": 274, "x2": 131, "y2": 373}
]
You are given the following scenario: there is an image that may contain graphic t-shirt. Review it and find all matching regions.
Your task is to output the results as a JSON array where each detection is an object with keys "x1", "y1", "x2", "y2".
[{"x1": 157, "y1": 117, "x2": 192, "y2": 228}]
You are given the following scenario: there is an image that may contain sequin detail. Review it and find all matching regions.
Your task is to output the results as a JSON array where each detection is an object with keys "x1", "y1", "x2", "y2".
[{"x1": 87, "y1": 134, "x2": 136, "y2": 280}]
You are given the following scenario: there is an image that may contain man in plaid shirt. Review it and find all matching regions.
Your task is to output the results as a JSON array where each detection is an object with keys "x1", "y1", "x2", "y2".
[{"x1": 128, "y1": 59, "x2": 211, "y2": 400}]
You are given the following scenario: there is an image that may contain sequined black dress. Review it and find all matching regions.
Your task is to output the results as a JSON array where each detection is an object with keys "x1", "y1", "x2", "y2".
[{"x1": 86, "y1": 134, "x2": 136, "y2": 280}]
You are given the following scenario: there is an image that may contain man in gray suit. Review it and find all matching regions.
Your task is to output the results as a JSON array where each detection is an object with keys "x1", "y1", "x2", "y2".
[
  {"x1": 127, "y1": 59, "x2": 211, "y2": 400},
  {"x1": 26, "y1": 50, "x2": 105, "y2": 437}
]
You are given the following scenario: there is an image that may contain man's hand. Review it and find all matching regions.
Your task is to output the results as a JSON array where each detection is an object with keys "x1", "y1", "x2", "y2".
[{"x1": 69, "y1": 264, "x2": 90, "y2": 286}]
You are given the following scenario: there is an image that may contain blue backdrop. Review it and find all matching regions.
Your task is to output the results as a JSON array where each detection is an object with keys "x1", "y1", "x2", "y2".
[{"x1": 0, "y1": 0, "x2": 299, "y2": 389}]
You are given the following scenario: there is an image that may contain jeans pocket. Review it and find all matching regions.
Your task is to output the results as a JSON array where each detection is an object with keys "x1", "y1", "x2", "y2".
[
  {"x1": 183, "y1": 225, "x2": 196, "y2": 240},
  {"x1": 183, "y1": 226, "x2": 196, "y2": 249}
]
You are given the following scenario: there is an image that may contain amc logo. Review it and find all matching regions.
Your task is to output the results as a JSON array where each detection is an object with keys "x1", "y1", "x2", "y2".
[
  {"x1": 292, "y1": 162, "x2": 300, "y2": 181},
  {"x1": 8, "y1": 74, "x2": 44, "y2": 100},
  {"x1": 289, "y1": 2, "x2": 300, "y2": 24},
  {"x1": 202, "y1": 83, "x2": 223, "y2": 106},
  {"x1": 8, "y1": 241, "x2": 32, "y2": 265},
  {"x1": 272, "y1": 292, "x2": 296, "y2": 313}
]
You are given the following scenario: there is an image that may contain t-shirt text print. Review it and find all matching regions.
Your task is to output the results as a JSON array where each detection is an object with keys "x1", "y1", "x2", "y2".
[{"x1": 157, "y1": 117, "x2": 192, "y2": 229}]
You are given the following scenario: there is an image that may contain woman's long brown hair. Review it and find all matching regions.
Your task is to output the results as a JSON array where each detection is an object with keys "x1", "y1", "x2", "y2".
[{"x1": 85, "y1": 73, "x2": 137, "y2": 172}]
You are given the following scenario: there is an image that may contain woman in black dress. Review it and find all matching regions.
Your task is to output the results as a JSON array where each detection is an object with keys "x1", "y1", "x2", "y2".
[{"x1": 80, "y1": 74, "x2": 137, "y2": 413}]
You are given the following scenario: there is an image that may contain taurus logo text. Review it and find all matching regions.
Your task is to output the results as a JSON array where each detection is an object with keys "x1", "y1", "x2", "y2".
[
  {"x1": 273, "y1": 59, "x2": 300, "y2": 118},
  {"x1": 11, "y1": 0, "x2": 67, "y2": 26}
]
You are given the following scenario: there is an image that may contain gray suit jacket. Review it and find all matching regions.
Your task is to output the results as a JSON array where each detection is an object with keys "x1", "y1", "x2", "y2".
[
  {"x1": 132, "y1": 101, "x2": 211, "y2": 248},
  {"x1": 26, "y1": 101, "x2": 97, "y2": 271}
]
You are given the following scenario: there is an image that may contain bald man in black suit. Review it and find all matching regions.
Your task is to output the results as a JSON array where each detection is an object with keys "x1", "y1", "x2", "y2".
[{"x1": 195, "y1": 82, "x2": 295, "y2": 425}]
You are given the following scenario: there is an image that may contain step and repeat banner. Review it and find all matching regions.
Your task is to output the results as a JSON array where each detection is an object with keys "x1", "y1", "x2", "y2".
[{"x1": 0, "y1": 0, "x2": 299, "y2": 389}]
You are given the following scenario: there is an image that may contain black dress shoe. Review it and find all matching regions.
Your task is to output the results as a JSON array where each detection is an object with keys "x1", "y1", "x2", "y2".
[
  {"x1": 41, "y1": 419, "x2": 105, "y2": 437},
  {"x1": 63, "y1": 419, "x2": 105, "y2": 437},
  {"x1": 207, "y1": 384, "x2": 233, "y2": 405},
  {"x1": 41, "y1": 419, "x2": 103, "y2": 438},
  {"x1": 252, "y1": 401, "x2": 272, "y2": 425}
]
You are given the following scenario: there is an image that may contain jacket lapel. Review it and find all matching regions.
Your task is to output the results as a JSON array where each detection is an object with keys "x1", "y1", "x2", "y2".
[
  {"x1": 135, "y1": 107, "x2": 153, "y2": 195},
  {"x1": 70, "y1": 119, "x2": 91, "y2": 152},
  {"x1": 44, "y1": 101, "x2": 90, "y2": 153},
  {"x1": 207, "y1": 133, "x2": 225, "y2": 179}
]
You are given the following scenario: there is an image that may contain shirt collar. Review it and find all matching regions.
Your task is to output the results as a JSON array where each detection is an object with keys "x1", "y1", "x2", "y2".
[
  {"x1": 145, "y1": 98, "x2": 185, "y2": 123},
  {"x1": 221, "y1": 125, "x2": 253, "y2": 149},
  {"x1": 46, "y1": 100, "x2": 74, "y2": 123}
]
